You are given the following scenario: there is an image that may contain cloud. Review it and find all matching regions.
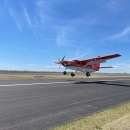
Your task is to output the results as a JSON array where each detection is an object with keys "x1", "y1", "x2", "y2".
[
  {"x1": 112, "y1": 66, "x2": 119, "y2": 68},
  {"x1": 35, "y1": 0, "x2": 46, "y2": 26},
  {"x1": 101, "y1": 43, "x2": 114, "y2": 47},
  {"x1": 107, "y1": 1, "x2": 117, "y2": 10},
  {"x1": 56, "y1": 24, "x2": 79, "y2": 47},
  {"x1": 0, "y1": 63, "x2": 9, "y2": 67},
  {"x1": 56, "y1": 20, "x2": 82, "y2": 46},
  {"x1": 55, "y1": 13, "x2": 99, "y2": 47},
  {"x1": 5, "y1": 0, "x2": 22, "y2": 30},
  {"x1": 101, "y1": 27, "x2": 130, "y2": 42},
  {"x1": 107, "y1": 0, "x2": 124, "y2": 13},
  {"x1": 34, "y1": 0, "x2": 56, "y2": 29},
  {"x1": 110, "y1": 27, "x2": 130, "y2": 39},
  {"x1": 119, "y1": 65, "x2": 130, "y2": 73},
  {"x1": 21, "y1": 0, "x2": 99, "y2": 47},
  {"x1": 56, "y1": 27, "x2": 71, "y2": 46},
  {"x1": 0, "y1": 45, "x2": 57, "y2": 53},
  {"x1": 111, "y1": 62, "x2": 130, "y2": 73},
  {"x1": 116, "y1": 60, "x2": 130, "y2": 63},
  {"x1": 26, "y1": 64, "x2": 36, "y2": 67},
  {"x1": 99, "y1": 62, "x2": 130, "y2": 73},
  {"x1": 46, "y1": 66, "x2": 64, "y2": 69},
  {"x1": 23, "y1": 8, "x2": 32, "y2": 29},
  {"x1": 69, "y1": 52, "x2": 88, "y2": 60},
  {"x1": 56, "y1": 28, "x2": 66, "y2": 45}
]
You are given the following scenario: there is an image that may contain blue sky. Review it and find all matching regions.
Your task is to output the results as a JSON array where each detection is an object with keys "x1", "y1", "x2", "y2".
[{"x1": 0, "y1": 0, "x2": 130, "y2": 73}]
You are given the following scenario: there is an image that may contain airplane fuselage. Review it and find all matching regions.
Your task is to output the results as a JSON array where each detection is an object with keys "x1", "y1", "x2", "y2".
[
  {"x1": 62, "y1": 60, "x2": 99, "y2": 73},
  {"x1": 54, "y1": 54, "x2": 121, "y2": 77},
  {"x1": 66, "y1": 66, "x2": 96, "y2": 73}
]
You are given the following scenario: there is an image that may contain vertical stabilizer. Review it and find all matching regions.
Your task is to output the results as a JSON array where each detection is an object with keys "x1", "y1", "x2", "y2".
[{"x1": 93, "y1": 63, "x2": 100, "y2": 71}]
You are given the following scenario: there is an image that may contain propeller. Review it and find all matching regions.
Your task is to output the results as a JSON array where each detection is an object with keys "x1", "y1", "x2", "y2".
[
  {"x1": 62, "y1": 56, "x2": 65, "y2": 61},
  {"x1": 58, "y1": 56, "x2": 65, "y2": 68}
]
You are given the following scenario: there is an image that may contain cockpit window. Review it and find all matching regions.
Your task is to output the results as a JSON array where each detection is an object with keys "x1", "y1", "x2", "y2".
[
  {"x1": 72, "y1": 60, "x2": 80, "y2": 64},
  {"x1": 72, "y1": 60, "x2": 78, "y2": 62}
]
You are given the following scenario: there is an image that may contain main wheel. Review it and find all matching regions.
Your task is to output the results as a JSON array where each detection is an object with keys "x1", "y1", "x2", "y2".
[
  {"x1": 71, "y1": 73, "x2": 75, "y2": 77},
  {"x1": 63, "y1": 71, "x2": 67, "y2": 75},
  {"x1": 86, "y1": 72, "x2": 90, "y2": 77}
]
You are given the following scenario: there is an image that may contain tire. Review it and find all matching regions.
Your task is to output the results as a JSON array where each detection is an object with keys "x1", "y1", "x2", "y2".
[
  {"x1": 71, "y1": 73, "x2": 75, "y2": 77},
  {"x1": 86, "y1": 72, "x2": 90, "y2": 77},
  {"x1": 63, "y1": 71, "x2": 67, "y2": 75}
]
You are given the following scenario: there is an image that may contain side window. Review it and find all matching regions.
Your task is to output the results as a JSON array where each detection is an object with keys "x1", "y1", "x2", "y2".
[{"x1": 82, "y1": 62, "x2": 86, "y2": 65}]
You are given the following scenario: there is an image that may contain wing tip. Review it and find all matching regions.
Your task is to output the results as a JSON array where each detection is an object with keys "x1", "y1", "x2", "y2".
[{"x1": 114, "y1": 54, "x2": 121, "y2": 57}]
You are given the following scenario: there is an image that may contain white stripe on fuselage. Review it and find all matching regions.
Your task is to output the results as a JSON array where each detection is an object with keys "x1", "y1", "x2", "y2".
[{"x1": 66, "y1": 66, "x2": 96, "y2": 73}]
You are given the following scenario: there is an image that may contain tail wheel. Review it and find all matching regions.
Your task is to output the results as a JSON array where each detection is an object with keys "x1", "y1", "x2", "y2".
[{"x1": 86, "y1": 72, "x2": 90, "y2": 77}]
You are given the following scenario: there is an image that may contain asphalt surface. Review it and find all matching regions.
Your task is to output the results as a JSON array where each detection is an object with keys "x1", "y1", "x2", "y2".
[{"x1": 0, "y1": 78, "x2": 130, "y2": 130}]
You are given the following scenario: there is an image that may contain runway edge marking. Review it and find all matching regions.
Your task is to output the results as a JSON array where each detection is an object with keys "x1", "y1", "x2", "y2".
[
  {"x1": 0, "y1": 82, "x2": 73, "y2": 87},
  {"x1": 0, "y1": 78, "x2": 129, "y2": 87}
]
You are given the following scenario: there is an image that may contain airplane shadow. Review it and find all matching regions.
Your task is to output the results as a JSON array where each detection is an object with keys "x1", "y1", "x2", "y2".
[
  {"x1": 73, "y1": 81, "x2": 130, "y2": 88},
  {"x1": 66, "y1": 80, "x2": 77, "y2": 81}
]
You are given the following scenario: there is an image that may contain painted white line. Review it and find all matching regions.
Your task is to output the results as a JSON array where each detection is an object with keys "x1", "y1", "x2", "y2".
[
  {"x1": 0, "y1": 79, "x2": 129, "y2": 87},
  {"x1": 99, "y1": 79, "x2": 130, "y2": 82},
  {"x1": 0, "y1": 82, "x2": 72, "y2": 87},
  {"x1": 0, "y1": 85, "x2": 62, "y2": 92}
]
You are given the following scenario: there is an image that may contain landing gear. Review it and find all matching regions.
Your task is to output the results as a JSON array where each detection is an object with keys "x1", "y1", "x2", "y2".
[
  {"x1": 86, "y1": 72, "x2": 90, "y2": 77},
  {"x1": 63, "y1": 71, "x2": 67, "y2": 75},
  {"x1": 71, "y1": 73, "x2": 75, "y2": 77}
]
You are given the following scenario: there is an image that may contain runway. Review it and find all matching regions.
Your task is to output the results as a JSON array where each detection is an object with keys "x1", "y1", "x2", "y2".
[{"x1": 0, "y1": 78, "x2": 130, "y2": 130}]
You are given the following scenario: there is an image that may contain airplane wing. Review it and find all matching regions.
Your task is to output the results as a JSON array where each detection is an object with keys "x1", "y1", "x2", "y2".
[{"x1": 80, "y1": 54, "x2": 121, "y2": 65}]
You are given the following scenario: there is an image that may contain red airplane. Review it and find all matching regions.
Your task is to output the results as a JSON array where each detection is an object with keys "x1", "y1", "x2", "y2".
[{"x1": 54, "y1": 54, "x2": 121, "y2": 77}]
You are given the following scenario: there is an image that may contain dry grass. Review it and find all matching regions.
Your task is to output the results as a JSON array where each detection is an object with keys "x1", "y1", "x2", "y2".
[
  {"x1": 51, "y1": 102, "x2": 130, "y2": 130},
  {"x1": 0, "y1": 71, "x2": 130, "y2": 80}
]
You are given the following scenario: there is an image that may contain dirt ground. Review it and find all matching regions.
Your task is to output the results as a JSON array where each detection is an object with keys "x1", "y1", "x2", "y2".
[{"x1": 0, "y1": 70, "x2": 129, "y2": 80}]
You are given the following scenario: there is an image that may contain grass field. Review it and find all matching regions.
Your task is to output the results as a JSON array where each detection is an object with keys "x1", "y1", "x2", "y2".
[
  {"x1": 52, "y1": 102, "x2": 130, "y2": 130},
  {"x1": 0, "y1": 70, "x2": 130, "y2": 80}
]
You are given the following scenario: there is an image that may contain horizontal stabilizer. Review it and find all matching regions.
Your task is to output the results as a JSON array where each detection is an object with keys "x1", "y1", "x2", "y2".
[{"x1": 100, "y1": 66, "x2": 114, "y2": 68}]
